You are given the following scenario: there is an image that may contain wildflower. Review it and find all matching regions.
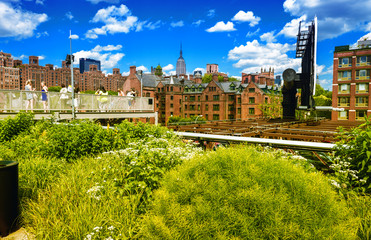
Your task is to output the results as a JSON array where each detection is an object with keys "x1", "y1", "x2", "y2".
[
  {"x1": 108, "y1": 226, "x2": 115, "y2": 231},
  {"x1": 330, "y1": 179, "x2": 341, "y2": 188},
  {"x1": 360, "y1": 179, "x2": 367, "y2": 183}
]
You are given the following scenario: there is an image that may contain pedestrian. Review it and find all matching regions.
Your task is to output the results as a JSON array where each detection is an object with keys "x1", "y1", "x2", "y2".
[
  {"x1": 74, "y1": 84, "x2": 80, "y2": 111},
  {"x1": 25, "y1": 80, "x2": 34, "y2": 112},
  {"x1": 41, "y1": 81, "x2": 48, "y2": 112},
  {"x1": 60, "y1": 84, "x2": 69, "y2": 112}
]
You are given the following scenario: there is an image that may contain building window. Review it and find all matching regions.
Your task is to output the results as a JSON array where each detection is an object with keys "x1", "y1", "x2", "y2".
[
  {"x1": 356, "y1": 110, "x2": 367, "y2": 121},
  {"x1": 213, "y1": 114, "x2": 219, "y2": 120},
  {"x1": 185, "y1": 87, "x2": 189, "y2": 92},
  {"x1": 213, "y1": 95, "x2": 219, "y2": 101},
  {"x1": 185, "y1": 114, "x2": 187, "y2": 118},
  {"x1": 205, "y1": 104, "x2": 209, "y2": 111},
  {"x1": 190, "y1": 105, "x2": 195, "y2": 110},
  {"x1": 179, "y1": 99, "x2": 182, "y2": 104},
  {"x1": 249, "y1": 108, "x2": 255, "y2": 115},
  {"x1": 185, "y1": 105, "x2": 188, "y2": 110},
  {"x1": 170, "y1": 95, "x2": 173, "y2": 100},
  {"x1": 265, "y1": 97, "x2": 268, "y2": 104},
  {"x1": 190, "y1": 96, "x2": 195, "y2": 101},
  {"x1": 228, "y1": 104, "x2": 234, "y2": 111},
  {"x1": 339, "y1": 84, "x2": 350, "y2": 93},
  {"x1": 213, "y1": 104, "x2": 220, "y2": 111},
  {"x1": 339, "y1": 57, "x2": 351, "y2": 67},
  {"x1": 356, "y1": 83, "x2": 368, "y2": 93},
  {"x1": 338, "y1": 110, "x2": 348, "y2": 120},
  {"x1": 228, "y1": 95, "x2": 235, "y2": 101},
  {"x1": 185, "y1": 96, "x2": 188, "y2": 101},
  {"x1": 237, "y1": 97, "x2": 241, "y2": 104},
  {"x1": 356, "y1": 97, "x2": 368, "y2": 107},
  {"x1": 198, "y1": 96, "x2": 200, "y2": 101},
  {"x1": 338, "y1": 97, "x2": 350, "y2": 107},
  {"x1": 228, "y1": 114, "x2": 234, "y2": 120},
  {"x1": 356, "y1": 69, "x2": 370, "y2": 80},
  {"x1": 206, "y1": 95, "x2": 209, "y2": 101},
  {"x1": 249, "y1": 88, "x2": 255, "y2": 93},
  {"x1": 338, "y1": 71, "x2": 351, "y2": 81},
  {"x1": 170, "y1": 103, "x2": 173, "y2": 108},
  {"x1": 205, "y1": 114, "x2": 208, "y2": 120},
  {"x1": 356, "y1": 56, "x2": 371, "y2": 66},
  {"x1": 171, "y1": 86, "x2": 173, "y2": 91},
  {"x1": 249, "y1": 97, "x2": 255, "y2": 104},
  {"x1": 237, "y1": 108, "x2": 241, "y2": 114},
  {"x1": 170, "y1": 112, "x2": 173, "y2": 116}
]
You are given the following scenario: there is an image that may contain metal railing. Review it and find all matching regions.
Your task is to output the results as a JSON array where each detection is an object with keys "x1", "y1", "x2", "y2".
[{"x1": 0, "y1": 89, "x2": 154, "y2": 112}]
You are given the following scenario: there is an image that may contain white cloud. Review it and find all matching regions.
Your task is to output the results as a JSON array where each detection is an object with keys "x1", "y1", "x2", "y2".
[
  {"x1": 38, "y1": 55, "x2": 45, "y2": 60},
  {"x1": 282, "y1": 0, "x2": 371, "y2": 40},
  {"x1": 278, "y1": 15, "x2": 307, "y2": 38},
  {"x1": 206, "y1": 21, "x2": 236, "y2": 32},
  {"x1": 193, "y1": 67, "x2": 206, "y2": 75},
  {"x1": 0, "y1": 2, "x2": 48, "y2": 39},
  {"x1": 73, "y1": 44, "x2": 125, "y2": 70},
  {"x1": 92, "y1": 44, "x2": 122, "y2": 52},
  {"x1": 14, "y1": 54, "x2": 27, "y2": 60},
  {"x1": 169, "y1": 70, "x2": 176, "y2": 76},
  {"x1": 260, "y1": 31, "x2": 276, "y2": 43},
  {"x1": 136, "y1": 65, "x2": 148, "y2": 72},
  {"x1": 86, "y1": 0, "x2": 120, "y2": 4},
  {"x1": 35, "y1": 0, "x2": 44, "y2": 5},
  {"x1": 228, "y1": 40, "x2": 300, "y2": 75},
  {"x1": 355, "y1": 32, "x2": 371, "y2": 44},
  {"x1": 207, "y1": 9, "x2": 215, "y2": 18},
  {"x1": 170, "y1": 21, "x2": 184, "y2": 28},
  {"x1": 65, "y1": 12, "x2": 74, "y2": 20},
  {"x1": 162, "y1": 64, "x2": 174, "y2": 71},
  {"x1": 70, "y1": 34, "x2": 79, "y2": 40},
  {"x1": 136, "y1": 20, "x2": 162, "y2": 32},
  {"x1": 36, "y1": 31, "x2": 49, "y2": 38},
  {"x1": 85, "y1": 5, "x2": 138, "y2": 39},
  {"x1": 246, "y1": 28, "x2": 260, "y2": 38},
  {"x1": 231, "y1": 10, "x2": 261, "y2": 27},
  {"x1": 192, "y1": 20, "x2": 204, "y2": 27}
]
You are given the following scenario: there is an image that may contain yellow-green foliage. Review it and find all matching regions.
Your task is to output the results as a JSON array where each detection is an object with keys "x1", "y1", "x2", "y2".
[{"x1": 139, "y1": 145, "x2": 359, "y2": 240}]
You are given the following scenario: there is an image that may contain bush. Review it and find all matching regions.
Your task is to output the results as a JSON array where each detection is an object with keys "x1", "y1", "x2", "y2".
[
  {"x1": 139, "y1": 145, "x2": 359, "y2": 239},
  {"x1": 0, "y1": 113, "x2": 34, "y2": 142},
  {"x1": 332, "y1": 118, "x2": 371, "y2": 193}
]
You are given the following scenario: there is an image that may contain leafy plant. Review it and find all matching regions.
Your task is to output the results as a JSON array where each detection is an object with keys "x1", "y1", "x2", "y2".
[
  {"x1": 0, "y1": 112, "x2": 34, "y2": 142},
  {"x1": 139, "y1": 145, "x2": 359, "y2": 239},
  {"x1": 332, "y1": 118, "x2": 371, "y2": 193}
]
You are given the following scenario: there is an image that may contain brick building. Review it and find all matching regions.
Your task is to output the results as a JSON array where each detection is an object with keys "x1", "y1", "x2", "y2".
[
  {"x1": 332, "y1": 40, "x2": 371, "y2": 121},
  {"x1": 0, "y1": 52, "x2": 20, "y2": 89},
  {"x1": 0, "y1": 52, "x2": 125, "y2": 92},
  {"x1": 124, "y1": 66, "x2": 279, "y2": 124},
  {"x1": 242, "y1": 67, "x2": 275, "y2": 86}
]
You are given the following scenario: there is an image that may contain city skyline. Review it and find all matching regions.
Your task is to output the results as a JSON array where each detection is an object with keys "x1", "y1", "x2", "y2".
[{"x1": 1, "y1": 0, "x2": 371, "y2": 90}]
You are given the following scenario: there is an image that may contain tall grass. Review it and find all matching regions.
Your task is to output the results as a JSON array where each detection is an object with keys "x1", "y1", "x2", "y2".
[{"x1": 139, "y1": 145, "x2": 359, "y2": 239}]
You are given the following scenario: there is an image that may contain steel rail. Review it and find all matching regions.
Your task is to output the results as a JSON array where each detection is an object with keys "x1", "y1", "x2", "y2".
[{"x1": 175, "y1": 131, "x2": 336, "y2": 151}]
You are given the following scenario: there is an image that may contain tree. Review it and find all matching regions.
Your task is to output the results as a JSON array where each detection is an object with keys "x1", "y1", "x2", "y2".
[
  {"x1": 258, "y1": 91, "x2": 282, "y2": 119},
  {"x1": 202, "y1": 74, "x2": 212, "y2": 83},
  {"x1": 48, "y1": 86, "x2": 62, "y2": 92}
]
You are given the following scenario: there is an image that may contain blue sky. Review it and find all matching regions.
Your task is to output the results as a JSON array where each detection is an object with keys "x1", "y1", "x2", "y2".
[{"x1": 1, "y1": 0, "x2": 371, "y2": 90}]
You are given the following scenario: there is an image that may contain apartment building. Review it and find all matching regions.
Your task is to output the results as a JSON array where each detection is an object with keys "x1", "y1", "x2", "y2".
[{"x1": 332, "y1": 40, "x2": 371, "y2": 121}]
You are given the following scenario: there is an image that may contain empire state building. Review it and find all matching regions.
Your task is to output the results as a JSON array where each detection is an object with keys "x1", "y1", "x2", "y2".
[{"x1": 176, "y1": 44, "x2": 186, "y2": 76}]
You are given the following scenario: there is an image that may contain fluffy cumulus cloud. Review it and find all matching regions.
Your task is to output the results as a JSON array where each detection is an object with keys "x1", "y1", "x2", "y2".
[
  {"x1": 162, "y1": 64, "x2": 174, "y2": 71},
  {"x1": 193, "y1": 67, "x2": 206, "y2": 75},
  {"x1": 170, "y1": 21, "x2": 184, "y2": 28},
  {"x1": 0, "y1": 2, "x2": 48, "y2": 39},
  {"x1": 86, "y1": 4, "x2": 160, "y2": 38},
  {"x1": 206, "y1": 21, "x2": 236, "y2": 32},
  {"x1": 86, "y1": 0, "x2": 120, "y2": 4},
  {"x1": 70, "y1": 34, "x2": 79, "y2": 39},
  {"x1": 85, "y1": 4, "x2": 138, "y2": 39},
  {"x1": 136, "y1": 65, "x2": 149, "y2": 73},
  {"x1": 228, "y1": 40, "x2": 301, "y2": 74},
  {"x1": 231, "y1": 10, "x2": 261, "y2": 27},
  {"x1": 73, "y1": 44, "x2": 124, "y2": 70},
  {"x1": 282, "y1": 0, "x2": 371, "y2": 40},
  {"x1": 278, "y1": 15, "x2": 307, "y2": 38},
  {"x1": 260, "y1": 31, "x2": 276, "y2": 43}
]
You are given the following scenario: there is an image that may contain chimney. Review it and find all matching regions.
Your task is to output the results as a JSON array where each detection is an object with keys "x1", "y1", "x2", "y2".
[
  {"x1": 212, "y1": 73, "x2": 218, "y2": 82},
  {"x1": 130, "y1": 66, "x2": 136, "y2": 75},
  {"x1": 113, "y1": 68, "x2": 120, "y2": 75}
]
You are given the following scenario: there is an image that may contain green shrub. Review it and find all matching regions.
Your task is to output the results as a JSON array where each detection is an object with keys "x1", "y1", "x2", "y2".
[
  {"x1": 0, "y1": 113, "x2": 34, "y2": 142},
  {"x1": 332, "y1": 118, "x2": 371, "y2": 193},
  {"x1": 139, "y1": 145, "x2": 359, "y2": 239},
  {"x1": 22, "y1": 136, "x2": 201, "y2": 239}
]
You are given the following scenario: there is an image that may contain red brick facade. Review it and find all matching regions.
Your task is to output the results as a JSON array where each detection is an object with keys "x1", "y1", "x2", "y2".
[{"x1": 332, "y1": 45, "x2": 371, "y2": 121}]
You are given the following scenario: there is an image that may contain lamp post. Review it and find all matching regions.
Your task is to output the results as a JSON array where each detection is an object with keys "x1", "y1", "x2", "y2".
[
  {"x1": 140, "y1": 71, "x2": 143, "y2": 112},
  {"x1": 69, "y1": 30, "x2": 75, "y2": 119},
  {"x1": 195, "y1": 114, "x2": 203, "y2": 124}
]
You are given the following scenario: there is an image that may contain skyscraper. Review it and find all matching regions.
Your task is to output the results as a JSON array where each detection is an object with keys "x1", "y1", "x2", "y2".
[
  {"x1": 79, "y1": 58, "x2": 101, "y2": 74},
  {"x1": 176, "y1": 43, "x2": 186, "y2": 76}
]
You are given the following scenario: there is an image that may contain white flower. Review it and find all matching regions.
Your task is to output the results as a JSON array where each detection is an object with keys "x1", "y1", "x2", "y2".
[
  {"x1": 330, "y1": 179, "x2": 341, "y2": 188},
  {"x1": 108, "y1": 226, "x2": 115, "y2": 231}
]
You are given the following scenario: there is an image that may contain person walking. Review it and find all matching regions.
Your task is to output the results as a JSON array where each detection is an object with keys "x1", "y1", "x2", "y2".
[
  {"x1": 41, "y1": 81, "x2": 48, "y2": 112},
  {"x1": 25, "y1": 80, "x2": 34, "y2": 112},
  {"x1": 60, "y1": 84, "x2": 69, "y2": 112}
]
